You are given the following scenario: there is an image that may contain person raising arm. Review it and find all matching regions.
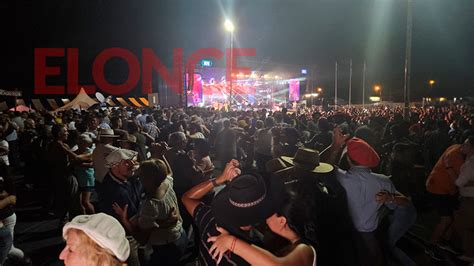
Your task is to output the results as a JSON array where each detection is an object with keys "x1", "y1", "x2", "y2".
[{"x1": 182, "y1": 159, "x2": 240, "y2": 216}]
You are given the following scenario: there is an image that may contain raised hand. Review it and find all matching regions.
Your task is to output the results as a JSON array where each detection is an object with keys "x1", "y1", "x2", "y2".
[
  {"x1": 112, "y1": 203, "x2": 129, "y2": 221},
  {"x1": 216, "y1": 159, "x2": 241, "y2": 185},
  {"x1": 332, "y1": 126, "x2": 350, "y2": 149},
  {"x1": 150, "y1": 141, "x2": 170, "y2": 157}
]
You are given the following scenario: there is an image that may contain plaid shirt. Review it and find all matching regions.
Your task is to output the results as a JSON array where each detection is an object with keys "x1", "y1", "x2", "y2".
[{"x1": 144, "y1": 122, "x2": 159, "y2": 139}]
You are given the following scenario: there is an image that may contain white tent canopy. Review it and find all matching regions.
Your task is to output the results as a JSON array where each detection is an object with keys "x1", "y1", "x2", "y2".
[{"x1": 55, "y1": 88, "x2": 97, "y2": 111}]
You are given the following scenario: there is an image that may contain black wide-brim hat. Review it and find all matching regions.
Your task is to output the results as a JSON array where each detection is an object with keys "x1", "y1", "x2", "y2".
[{"x1": 212, "y1": 173, "x2": 285, "y2": 228}]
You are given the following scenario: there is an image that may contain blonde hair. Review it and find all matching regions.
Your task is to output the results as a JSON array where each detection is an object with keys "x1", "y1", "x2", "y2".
[{"x1": 68, "y1": 229, "x2": 125, "y2": 266}]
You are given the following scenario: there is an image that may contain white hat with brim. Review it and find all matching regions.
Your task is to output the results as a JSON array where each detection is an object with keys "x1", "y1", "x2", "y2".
[
  {"x1": 63, "y1": 213, "x2": 130, "y2": 262},
  {"x1": 105, "y1": 148, "x2": 138, "y2": 168},
  {"x1": 281, "y1": 156, "x2": 333, "y2": 173},
  {"x1": 98, "y1": 128, "x2": 119, "y2": 138}
]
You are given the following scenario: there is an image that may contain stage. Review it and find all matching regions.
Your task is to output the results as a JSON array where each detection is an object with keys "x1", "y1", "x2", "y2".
[{"x1": 185, "y1": 67, "x2": 306, "y2": 108}]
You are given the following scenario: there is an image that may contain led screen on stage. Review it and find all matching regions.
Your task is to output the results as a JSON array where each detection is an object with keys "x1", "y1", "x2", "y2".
[{"x1": 289, "y1": 79, "x2": 300, "y2": 102}]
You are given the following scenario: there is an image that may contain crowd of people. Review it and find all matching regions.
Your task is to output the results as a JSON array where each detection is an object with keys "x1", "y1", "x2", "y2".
[{"x1": 0, "y1": 102, "x2": 473, "y2": 265}]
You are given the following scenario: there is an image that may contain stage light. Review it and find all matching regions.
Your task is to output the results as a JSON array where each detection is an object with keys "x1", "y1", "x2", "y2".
[
  {"x1": 264, "y1": 74, "x2": 269, "y2": 79},
  {"x1": 275, "y1": 75, "x2": 280, "y2": 79}
]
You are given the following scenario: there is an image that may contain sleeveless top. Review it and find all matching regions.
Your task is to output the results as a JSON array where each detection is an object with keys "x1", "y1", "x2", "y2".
[
  {"x1": 310, "y1": 245, "x2": 317, "y2": 266},
  {"x1": 294, "y1": 240, "x2": 317, "y2": 266}
]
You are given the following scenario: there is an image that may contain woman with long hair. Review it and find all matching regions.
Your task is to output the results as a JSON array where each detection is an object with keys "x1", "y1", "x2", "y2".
[
  {"x1": 208, "y1": 197, "x2": 317, "y2": 265},
  {"x1": 73, "y1": 134, "x2": 95, "y2": 214}
]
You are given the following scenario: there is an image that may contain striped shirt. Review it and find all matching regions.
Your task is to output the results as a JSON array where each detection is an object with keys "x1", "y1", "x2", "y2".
[{"x1": 193, "y1": 203, "x2": 249, "y2": 266}]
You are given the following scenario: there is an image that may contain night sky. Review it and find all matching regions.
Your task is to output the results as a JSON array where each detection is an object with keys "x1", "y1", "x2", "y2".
[{"x1": 1, "y1": 0, "x2": 473, "y2": 102}]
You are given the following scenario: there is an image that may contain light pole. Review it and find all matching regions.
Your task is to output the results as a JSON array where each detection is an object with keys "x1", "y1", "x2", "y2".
[
  {"x1": 362, "y1": 61, "x2": 366, "y2": 108},
  {"x1": 403, "y1": 0, "x2": 413, "y2": 119},
  {"x1": 334, "y1": 61, "x2": 338, "y2": 108},
  {"x1": 349, "y1": 59, "x2": 352, "y2": 107},
  {"x1": 224, "y1": 19, "x2": 235, "y2": 107}
]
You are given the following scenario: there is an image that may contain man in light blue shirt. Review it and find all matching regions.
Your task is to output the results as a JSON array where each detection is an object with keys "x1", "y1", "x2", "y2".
[
  {"x1": 326, "y1": 129, "x2": 416, "y2": 266},
  {"x1": 337, "y1": 166, "x2": 396, "y2": 232}
]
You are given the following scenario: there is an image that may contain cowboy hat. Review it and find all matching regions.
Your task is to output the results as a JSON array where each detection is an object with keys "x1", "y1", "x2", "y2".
[
  {"x1": 212, "y1": 173, "x2": 285, "y2": 228},
  {"x1": 281, "y1": 148, "x2": 334, "y2": 174},
  {"x1": 98, "y1": 128, "x2": 119, "y2": 138},
  {"x1": 265, "y1": 158, "x2": 295, "y2": 182},
  {"x1": 265, "y1": 158, "x2": 289, "y2": 174}
]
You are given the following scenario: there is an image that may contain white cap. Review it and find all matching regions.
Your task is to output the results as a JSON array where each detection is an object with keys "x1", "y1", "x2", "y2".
[
  {"x1": 62, "y1": 213, "x2": 130, "y2": 262},
  {"x1": 105, "y1": 148, "x2": 138, "y2": 168}
]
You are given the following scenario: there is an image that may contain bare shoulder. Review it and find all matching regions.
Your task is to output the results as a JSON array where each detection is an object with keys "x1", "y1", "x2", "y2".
[{"x1": 291, "y1": 243, "x2": 315, "y2": 265}]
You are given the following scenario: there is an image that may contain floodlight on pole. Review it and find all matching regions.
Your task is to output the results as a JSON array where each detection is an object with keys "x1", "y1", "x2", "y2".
[
  {"x1": 224, "y1": 19, "x2": 235, "y2": 106},
  {"x1": 429, "y1": 80, "x2": 435, "y2": 89},
  {"x1": 224, "y1": 19, "x2": 235, "y2": 32}
]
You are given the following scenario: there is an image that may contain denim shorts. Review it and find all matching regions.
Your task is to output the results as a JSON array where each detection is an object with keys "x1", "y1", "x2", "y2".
[{"x1": 0, "y1": 226, "x2": 12, "y2": 264}]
